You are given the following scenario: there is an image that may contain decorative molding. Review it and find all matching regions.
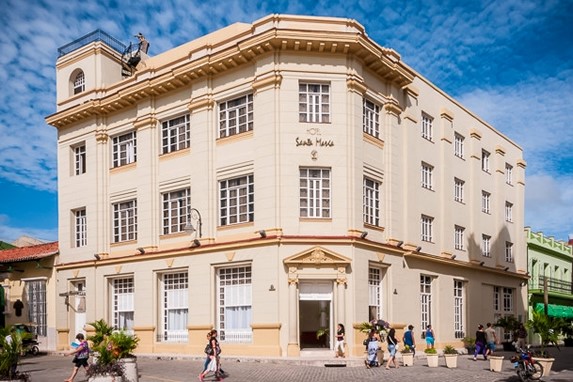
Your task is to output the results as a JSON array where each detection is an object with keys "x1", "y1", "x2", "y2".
[
  {"x1": 95, "y1": 131, "x2": 108, "y2": 143},
  {"x1": 517, "y1": 159, "x2": 527, "y2": 169},
  {"x1": 114, "y1": 265, "x2": 122, "y2": 274},
  {"x1": 495, "y1": 145, "x2": 506, "y2": 156},
  {"x1": 166, "y1": 258, "x2": 174, "y2": 267},
  {"x1": 284, "y1": 246, "x2": 352, "y2": 266},
  {"x1": 252, "y1": 72, "x2": 282, "y2": 92},
  {"x1": 440, "y1": 108, "x2": 454, "y2": 122},
  {"x1": 188, "y1": 95, "x2": 214, "y2": 113},
  {"x1": 132, "y1": 115, "x2": 158, "y2": 131},
  {"x1": 383, "y1": 99, "x2": 402, "y2": 117},
  {"x1": 346, "y1": 75, "x2": 367, "y2": 95},
  {"x1": 470, "y1": 128, "x2": 482, "y2": 140},
  {"x1": 225, "y1": 252, "x2": 236, "y2": 261},
  {"x1": 404, "y1": 84, "x2": 419, "y2": 98}
]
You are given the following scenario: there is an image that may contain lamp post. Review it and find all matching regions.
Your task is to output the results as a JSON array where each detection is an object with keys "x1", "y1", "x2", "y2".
[{"x1": 183, "y1": 207, "x2": 203, "y2": 238}]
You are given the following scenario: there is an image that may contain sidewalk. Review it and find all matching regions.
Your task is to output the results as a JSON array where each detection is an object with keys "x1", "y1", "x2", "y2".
[{"x1": 16, "y1": 346, "x2": 573, "y2": 382}]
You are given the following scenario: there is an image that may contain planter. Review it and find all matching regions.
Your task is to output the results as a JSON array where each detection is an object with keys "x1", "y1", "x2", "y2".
[
  {"x1": 536, "y1": 357, "x2": 554, "y2": 377},
  {"x1": 444, "y1": 354, "x2": 458, "y2": 368},
  {"x1": 426, "y1": 354, "x2": 439, "y2": 367},
  {"x1": 118, "y1": 357, "x2": 139, "y2": 382},
  {"x1": 88, "y1": 375, "x2": 117, "y2": 382},
  {"x1": 401, "y1": 353, "x2": 414, "y2": 366},
  {"x1": 489, "y1": 355, "x2": 504, "y2": 372}
]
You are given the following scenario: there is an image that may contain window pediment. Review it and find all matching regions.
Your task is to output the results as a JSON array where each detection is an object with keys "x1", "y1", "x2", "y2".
[{"x1": 283, "y1": 246, "x2": 351, "y2": 267}]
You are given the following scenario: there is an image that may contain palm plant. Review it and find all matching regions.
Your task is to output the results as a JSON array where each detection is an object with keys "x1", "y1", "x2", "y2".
[
  {"x1": 0, "y1": 327, "x2": 30, "y2": 381},
  {"x1": 527, "y1": 310, "x2": 563, "y2": 356}
]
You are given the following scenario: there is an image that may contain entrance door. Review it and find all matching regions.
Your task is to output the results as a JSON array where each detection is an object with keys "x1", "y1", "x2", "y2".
[
  {"x1": 72, "y1": 281, "x2": 86, "y2": 336},
  {"x1": 299, "y1": 281, "x2": 332, "y2": 349}
]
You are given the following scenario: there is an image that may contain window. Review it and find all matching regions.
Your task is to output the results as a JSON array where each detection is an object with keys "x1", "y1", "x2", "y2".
[
  {"x1": 73, "y1": 71, "x2": 85, "y2": 94},
  {"x1": 299, "y1": 83, "x2": 330, "y2": 123},
  {"x1": 505, "y1": 163, "x2": 513, "y2": 185},
  {"x1": 112, "y1": 131, "x2": 137, "y2": 167},
  {"x1": 505, "y1": 242, "x2": 514, "y2": 263},
  {"x1": 162, "y1": 189, "x2": 190, "y2": 235},
  {"x1": 420, "y1": 275, "x2": 432, "y2": 330},
  {"x1": 26, "y1": 280, "x2": 47, "y2": 336},
  {"x1": 421, "y1": 215, "x2": 433, "y2": 242},
  {"x1": 363, "y1": 99, "x2": 380, "y2": 138},
  {"x1": 74, "y1": 144, "x2": 86, "y2": 175},
  {"x1": 162, "y1": 115, "x2": 190, "y2": 154},
  {"x1": 219, "y1": 175, "x2": 254, "y2": 226},
  {"x1": 74, "y1": 208, "x2": 87, "y2": 248},
  {"x1": 219, "y1": 94, "x2": 253, "y2": 138},
  {"x1": 454, "y1": 133, "x2": 464, "y2": 158},
  {"x1": 421, "y1": 114, "x2": 433, "y2": 141},
  {"x1": 482, "y1": 150, "x2": 490, "y2": 172},
  {"x1": 421, "y1": 162, "x2": 434, "y2": 190},
  {"x1": 112, "y1": 199, "x2": 137, "y2": 243},
  {"x1": 454, "y1": 178, "x2": 464, "y2": 203},
  {"x1": 368, "y1": 267, "x2": 383, "y2": 321},
  {"x1": 454, "y1": 225, "x2": 465, "y2": 250},
  {"x1": 299, "y1": 168, "x2": 331, "y2": 218},
  {"x1": 112, "y1": 277, "x2": 134, "y2": 331},
  {"x1": 363, "y1": 177, "x2": 380, "y2": 226},
  {"x1": 454, "y1": 280, "x2": 464, "y2": 339},
  {"x1": 494, "y1": 286, "x2": 514, "y2": 341},
  {"x1": 482, "y1": 234, "x2": 491, "y2": 257},
  {"x1": 481, "y1": 191, "x2": 491, "y2": 214},
  {"x1": 505, "y1": 201, "x2": 513, "y2": 222},
  {"x1": 218, "y1": 266, "x2": 252, "y2": 342},
  {"x1": 160, "y1": 272, "x2": 188, "y2": 342}
]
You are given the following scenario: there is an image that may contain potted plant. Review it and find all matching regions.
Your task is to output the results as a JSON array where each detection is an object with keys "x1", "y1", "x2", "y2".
[
  {"x1": 316, "y1": 327, "x2": 329, "y2": 348},
  {"x1": 424, "y1": 347, "x2": 438, "y2": 367},
  {"x1": 0, "y1": 328, "x2": 30, "y2": 381},
  {"x1": 494, "y1": 315, "x2": 520, "y2": 350},
  {"x1": 86, "y1": 320, "x2": 140, "y2": 382},
  {"x1": 462, "y1": 336, "x2": 475, "y2": 354},
  {"x1": 442, "y1": 345, "x2": 458, "y2": 368},
  {"x1": 527, "y1": 310, "x2": 562, "y2": 377},
  {"x1": 400, "y1": 345, "x2": 414, "y2": 366}
]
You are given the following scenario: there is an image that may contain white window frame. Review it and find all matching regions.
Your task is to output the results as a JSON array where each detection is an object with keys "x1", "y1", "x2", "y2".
[
  {"x1": 74, "y1": 208, "x2": 87, "y2": 248},
  {"x1": 112, "y1": 131, "x2": 137, "y2": 167},
  {"x1": 162, "y1": 114, "x2": 190, "y2": 154},
  {"x1": 421, "y1": 114, "x2": 433, "y2": 141},
  {"x1": 482, "y1": 149, "x2": 490, "y2": 172},
  {"x1": 160, "y1": 272, "x2": 189, "y2": 342},
  {"x1": 481, "y1": 191, "x2": 491, "y2": 214},
  {"x1": 505, "y1": 201, "x2": 513, "y2": 222},
  {"x1": 219, "y1": 174, "x2": 254, "y2": 226},
  {"x1": 26, "y1": 279, "x2": 47, "y2": 336},
  {"x1": 505, "y1": 163, "x2": 513, "y2": 185},
  {"x1": 299, "y1": 168, "x2": 331, "y2": 218},
  {"x1": 454, "y1": 133, "x2": 464, "y2": 158},
  {"x1": 505, "y1": 241, "x2": 514, "y2": 263},
  {"x1": 74, "y1": 144, "x2": 86, "y2": 175},
  {"x1": 218, "y1": 265, "x2": 252, "y2": 343},
  {"x1": 454, "y1": 178, "x2": 464, "y2": 203},
  {"x1": 454, "y1": 280, "x2": 464, "y2": 339},
  {"x1": 482, "y1": 234, "x2": 491, "y2": 257},
  {"x1": 112, "y1": 277, "x2": 134, "y2": 332},
  {"x1": 454, "y1": 225, "x2": 465, "y2": 250},
  {"x1": 368, "y1": 267, "x2": 383, "y2": 321},
  {"x1": 421, "y1": 162, "x2": 434, "y2": 190},
  {"x1": 219, "y1": 94, "x2": 254, "y2": 138},
  {"x1": 299, "y1": 82, "x2": 330, "y2": 123},
  {"x1": 363, "y1": 99, "x2": 380, "y2": 138},
  {"x1": 162, "y1": 189, "x2": 190, "y2": 235},
  {"x1": 73, "y1": 71, "x2": 85, "y2": 94},
  {"x1": 420, "y1": 275, "x2": 432, "y2": 330},
  {"x1": 421, "y1": 215, "x2": 433, "y2": 242},
  {"x1": 363, "y1": 177, "x2": 380, "y2": 226},
  {"x1": 112, "y1": 199, "x2": 137, "y2": 243}
]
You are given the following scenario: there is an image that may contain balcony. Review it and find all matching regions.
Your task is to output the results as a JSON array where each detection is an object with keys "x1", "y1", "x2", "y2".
[{"x1": 530, "y1": 275, "x2": 573, "y2": 294}]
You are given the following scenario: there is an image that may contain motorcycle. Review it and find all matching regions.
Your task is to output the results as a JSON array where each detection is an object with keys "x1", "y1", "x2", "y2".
[{"x1": 511, "y1": 346, "x2": 544, "y2": 382}]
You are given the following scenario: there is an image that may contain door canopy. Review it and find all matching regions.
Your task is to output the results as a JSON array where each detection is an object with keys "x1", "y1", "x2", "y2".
[{"x1": 283, "y1": 246, "x2": 351, "y2": 286}]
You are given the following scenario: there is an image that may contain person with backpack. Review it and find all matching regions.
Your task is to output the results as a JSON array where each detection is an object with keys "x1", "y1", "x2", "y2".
[
  {"x1": 199, "y1": 330, "x2": 224, "y2": 381},
  {"x1": 64, "y1": 333, "x2": 90, "y2": 382}
]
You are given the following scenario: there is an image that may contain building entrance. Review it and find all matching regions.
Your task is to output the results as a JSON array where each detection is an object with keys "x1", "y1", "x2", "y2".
[{"x1": 299, "y1": 281, "x2": 332, "y2": 349}]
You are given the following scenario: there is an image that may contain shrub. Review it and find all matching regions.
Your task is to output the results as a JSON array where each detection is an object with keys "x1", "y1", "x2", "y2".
[
  {"x1": 400, "y1": 345, "x2": 413, "y2": 354},
  {"x1": 424, "y1": 347, "x2": 437, "y2": 354},
  {"x1": 443, "y1": 345, "x2": 458, "y2": 355}
]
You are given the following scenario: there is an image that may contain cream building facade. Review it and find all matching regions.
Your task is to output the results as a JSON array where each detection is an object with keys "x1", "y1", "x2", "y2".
[{"x1": 46, "y1": 15, "x2": 528, "y2": 357}]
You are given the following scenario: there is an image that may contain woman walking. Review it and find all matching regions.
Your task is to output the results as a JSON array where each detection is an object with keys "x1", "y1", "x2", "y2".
[
  {"x1": 474, "y1": 324, "x2": 487, "y2": 361},
  {"x1": 334, "y1": 323, "x2": 345, "y2": 358},
  {"x1": 385, "y1": 328, "x2": 400, "y2": 369}
]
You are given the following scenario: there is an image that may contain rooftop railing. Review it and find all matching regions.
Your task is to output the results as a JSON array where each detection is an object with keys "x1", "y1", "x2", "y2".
[{"x1": 58, "y1": 29, "x2": 126, "y2": 57}]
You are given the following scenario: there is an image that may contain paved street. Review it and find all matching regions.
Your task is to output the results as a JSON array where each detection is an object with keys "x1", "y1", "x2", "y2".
[{"x1": 17, "y1": 347, "x2": 573, "y2": 382}]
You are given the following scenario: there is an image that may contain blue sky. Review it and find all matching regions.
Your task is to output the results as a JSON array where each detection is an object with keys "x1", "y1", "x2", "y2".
[{"x1": 0, "y1": 0, "x2": 572, "y2": 243}]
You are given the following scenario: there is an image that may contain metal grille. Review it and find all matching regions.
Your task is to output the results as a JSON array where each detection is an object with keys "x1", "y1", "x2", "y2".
[
  {"x1": 58, "y1": 29, "x2": 126, "y2": 57},
  {"x1": 26, "y1": 280, "x2": 47, "y2": 336}
]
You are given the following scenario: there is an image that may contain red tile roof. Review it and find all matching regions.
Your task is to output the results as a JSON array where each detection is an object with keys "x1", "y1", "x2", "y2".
[{"x1": 0, "y1": 242, "x2": 59, "y2": 263}]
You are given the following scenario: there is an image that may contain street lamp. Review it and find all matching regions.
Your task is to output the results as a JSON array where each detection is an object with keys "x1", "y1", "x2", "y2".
[{"x1": 183, "y1": 207, "x2": 203, "y2": 238}]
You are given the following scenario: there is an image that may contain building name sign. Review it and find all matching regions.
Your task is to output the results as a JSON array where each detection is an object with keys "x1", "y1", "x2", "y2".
[{"x1": 295, "y1": 127, "x2": 334, "y2": 148}]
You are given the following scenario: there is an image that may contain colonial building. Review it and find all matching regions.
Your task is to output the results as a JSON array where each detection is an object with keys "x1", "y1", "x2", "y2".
[{"x1": 46, "y1": 15, "x2": 527, "y2": 357}]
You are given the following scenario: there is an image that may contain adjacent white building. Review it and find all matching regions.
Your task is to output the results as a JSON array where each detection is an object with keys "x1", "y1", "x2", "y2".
[{"x1": 46, "y1": 15, "x2": 527, "y2": 356}]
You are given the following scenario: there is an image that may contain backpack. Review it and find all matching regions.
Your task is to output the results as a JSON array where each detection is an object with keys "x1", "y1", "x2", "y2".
[{"x1": 204, "y1": 342, "x2": 213, "y2": 355}]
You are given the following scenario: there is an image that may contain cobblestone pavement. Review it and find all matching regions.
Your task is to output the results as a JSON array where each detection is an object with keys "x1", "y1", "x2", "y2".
[{"x1": 17, "y1": 348, "x2": 573, "y2": 382}]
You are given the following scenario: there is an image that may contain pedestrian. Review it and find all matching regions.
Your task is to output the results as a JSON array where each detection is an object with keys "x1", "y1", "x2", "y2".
[
  {"x1": 484, "y1": 322, "x2": 497, "y2": 356},
  {"x1": 516, "y1": 323, "x2": 527, "y2": 350},
  {"x1": 64, "y1": 333, "x2": 90, "y2": 382},
  {"x1": 364, "y1": 328, "x2": 380, "y2": 368},
  {"x1": 200, "y1": 331, "x2": 212, "y2": 376},
  {"x1": 199, "y1": 330, "x2": 223, "y2": 381},
  {"x1": 334, "y1": 323, "x2": 345, "y2": 358},
  {"x1": 385, "y1": 328, "x2": 400, "y2": 369},
  {"x1": 424, "y1": 324, "x2": 435, "y2": 349},
  {"x1": 402, "y1": 324, "x2": 416, "y2": 355},
  {"x1": 474, "y1": 324, "x2": 487, "y2": 361}
]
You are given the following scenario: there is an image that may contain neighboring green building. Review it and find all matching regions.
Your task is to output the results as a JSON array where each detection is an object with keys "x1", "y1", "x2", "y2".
[{"x1": 526, "y1": 228, "x2": 573, "y2": 328}]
